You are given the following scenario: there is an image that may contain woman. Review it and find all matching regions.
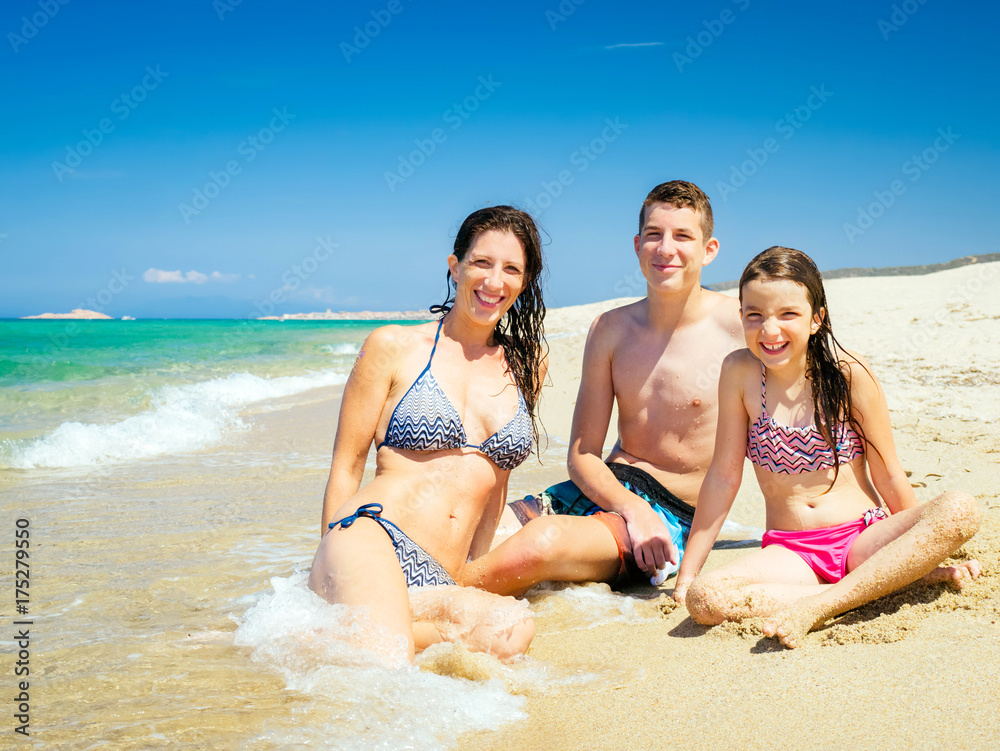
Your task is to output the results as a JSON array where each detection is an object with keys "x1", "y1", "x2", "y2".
[{"x1": 309, "y1": 205, "x2": 546, "y2": 664}]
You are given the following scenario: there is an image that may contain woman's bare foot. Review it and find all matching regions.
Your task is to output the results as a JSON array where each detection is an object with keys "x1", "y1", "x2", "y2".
[
  {"x1": 920, "y1": 559, "x2": 982, "y2": 588},
  {"x1": 761, "y1": 599, "x2": 827, "y2": 649}
]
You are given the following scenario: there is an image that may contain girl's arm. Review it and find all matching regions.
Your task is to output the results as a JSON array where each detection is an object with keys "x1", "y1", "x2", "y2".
[
  {"x1": 673, "y1": 352, "x2": 751, "y2": 603},
  {"x1": 847, "y1": 356, "x2": 918, "y2": 514},
  {"x1": 319, "y1": 326, "x2": 399, "y2": 534}
]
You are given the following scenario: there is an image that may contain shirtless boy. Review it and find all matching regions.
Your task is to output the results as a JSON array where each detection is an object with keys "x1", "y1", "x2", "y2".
[{"x1": 463, "y1": 180, "x2": 745, "y2": 595}]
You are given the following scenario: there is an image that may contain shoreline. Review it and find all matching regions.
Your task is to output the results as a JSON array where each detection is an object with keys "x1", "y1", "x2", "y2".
[{"x1": 15, "y1": 252, "x2": 998, "y2": 321}]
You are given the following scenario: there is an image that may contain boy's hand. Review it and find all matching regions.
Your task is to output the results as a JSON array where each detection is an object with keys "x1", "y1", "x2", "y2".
[{"x1": 623, "y1": 502, "x2": 677, "y2": 575}]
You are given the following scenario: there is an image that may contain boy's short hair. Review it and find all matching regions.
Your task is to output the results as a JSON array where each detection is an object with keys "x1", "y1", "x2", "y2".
[{"x1": 639, "y1": 180, "x2": 714, "y2": 241}]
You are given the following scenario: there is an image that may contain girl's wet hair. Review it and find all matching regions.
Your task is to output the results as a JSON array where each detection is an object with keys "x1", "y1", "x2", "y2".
[
  {"x1": 739, "y1": 246, "x2": 871, "y2": 480},
  {"x1": 436, "y1": 205, "x2": 548, "y2": 450}
]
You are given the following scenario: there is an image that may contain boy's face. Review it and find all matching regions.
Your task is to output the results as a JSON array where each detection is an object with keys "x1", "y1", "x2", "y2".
[{"x1": 634, "y1": 202, "x2": 719, "y2": 293}]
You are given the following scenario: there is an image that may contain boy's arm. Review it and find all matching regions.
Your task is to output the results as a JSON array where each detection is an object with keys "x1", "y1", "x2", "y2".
[
  {"x1": 568, "y1": 313, "x2": 677, "y2": 574},
  {"x1": 673, "y1": 353, "x2": 749, "y2": 603},
  {"x1": 846, "y1": 357, "x2": 918, "y2": 514},
  {"x1": 320, "y1": 327, "x2": 397, "y2": 535}
]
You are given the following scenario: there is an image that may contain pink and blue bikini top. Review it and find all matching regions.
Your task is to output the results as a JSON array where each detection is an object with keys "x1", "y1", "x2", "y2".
[
  {"x1": 746, "y1": 363, "x2": 864, "y2": 474},
  {"x1": 376, "y1": 319, "x2": 533, "y2": 471}
]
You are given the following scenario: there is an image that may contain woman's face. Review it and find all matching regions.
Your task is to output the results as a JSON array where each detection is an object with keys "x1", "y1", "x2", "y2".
[{"x1": 448, "y1": 230, "x2": 527, "y2": 326}]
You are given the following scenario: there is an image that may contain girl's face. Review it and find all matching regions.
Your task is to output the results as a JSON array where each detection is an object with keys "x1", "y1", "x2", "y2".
[
  {"x1": 740, "y1": 277, "x2": 823, "y2": 370},
  {"x1": 447, "y1": 230, "x2": 527, "y2": 327}
]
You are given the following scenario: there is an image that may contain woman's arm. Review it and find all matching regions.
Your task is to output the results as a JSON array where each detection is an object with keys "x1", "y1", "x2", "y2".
[
  {"x1": 319, "y1": 326, "x2": 399, "y2": 535},
  {"x1": 468, "y1": 352, "x2": 548, "y2": 560},
  {"x1": 673, "y1": 352, "x2": 751, "y2": 603},
  {"x1": 846, "y1": 356, "x2": 918, "y2": 514}
]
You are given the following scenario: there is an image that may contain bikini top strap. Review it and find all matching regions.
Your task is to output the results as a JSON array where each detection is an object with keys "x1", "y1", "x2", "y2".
[
  {"x1": 428, "y1": 318, "x2": 445, "y2": 364},
  {"x1": 760, "y1": 361, "x2": 767, "y2": 404}
]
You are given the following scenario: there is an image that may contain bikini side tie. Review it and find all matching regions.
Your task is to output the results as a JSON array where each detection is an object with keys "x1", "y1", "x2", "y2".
[{"x1": 329, "y1": 502, "x2": 384, "y2": 530}]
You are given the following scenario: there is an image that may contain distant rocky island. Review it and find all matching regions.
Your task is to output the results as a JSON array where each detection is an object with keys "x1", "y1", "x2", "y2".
[
  {"x1": 257, "y1": 309, "x2": 432, "y2": 321},
  {"x1": 22, "y1": 309, "x2": 114, "y2": 320}
]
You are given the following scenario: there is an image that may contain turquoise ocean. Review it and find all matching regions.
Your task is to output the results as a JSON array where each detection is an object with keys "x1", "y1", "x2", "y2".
[
  {"x1": 0, "y1": 319, "x2": 372, "y2": 469},
  {"x1": 0, "y1": 318, "x2": 647, "y2": 750}
]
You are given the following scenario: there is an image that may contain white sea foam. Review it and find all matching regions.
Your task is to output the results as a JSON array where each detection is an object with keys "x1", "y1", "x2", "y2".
[
  {"x1": 321, "y1": 343, "x2": 360, "y2": 356},
  {"x1": 235, "y1": 572, "x2": 527, "y2": 750},
  {"x1": 528, "y1": 581, "x2": 659, "y2": 633},
  {"x1": 2, "y1": 370, "x2": 346, "y2": 469}
]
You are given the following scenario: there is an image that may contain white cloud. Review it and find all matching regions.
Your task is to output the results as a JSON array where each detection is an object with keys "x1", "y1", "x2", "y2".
[{"x1": 143, "y1": 268, "x2": 241, "y2": 284}]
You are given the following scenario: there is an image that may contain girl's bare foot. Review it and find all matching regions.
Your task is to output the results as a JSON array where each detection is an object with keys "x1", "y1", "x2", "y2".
[
  {"x1": 761, "y1": 600, "x2": 826, "y2": 649},
  {"x1": 920, "y1": 559, "x2": 982, "y2": 588}
]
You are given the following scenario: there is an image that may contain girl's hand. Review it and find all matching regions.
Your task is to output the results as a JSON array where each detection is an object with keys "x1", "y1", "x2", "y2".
[{"x1": 672, "y1": 576, "x2": 694, "y2": 605}]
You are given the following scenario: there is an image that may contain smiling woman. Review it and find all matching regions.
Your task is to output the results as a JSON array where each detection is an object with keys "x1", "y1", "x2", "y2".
[{"x1": 308, "y1": 205, "x2": 548, "y2": 665}]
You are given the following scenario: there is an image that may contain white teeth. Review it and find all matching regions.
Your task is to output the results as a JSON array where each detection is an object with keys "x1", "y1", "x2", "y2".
[
  {"x1": 762, "y1": 343, "x2": 786, "y2": 351},
  {"x1": 478, "y1": 293, "x2": 501, "y2": 303}
]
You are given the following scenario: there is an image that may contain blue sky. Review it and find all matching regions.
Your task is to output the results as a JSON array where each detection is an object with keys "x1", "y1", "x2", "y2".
[{"x1": 2, "y1": 0, "x2": 998, "y2": 318}]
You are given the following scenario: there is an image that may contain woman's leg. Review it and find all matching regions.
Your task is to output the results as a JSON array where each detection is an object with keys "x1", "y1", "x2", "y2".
[
  {"x1": 409, "y1": 586, "x2": 535, "y2": 660},
  {"x1": 310, "y1": 518, "x2": 535, "y2": 662},
  {"x1": 462, "y1": 515, "x2": 623, "y2": 596},
  {"x1": 684, "y1": 545, "x2": 827, "y2": 626},
  {"x1": 762, "y1": 491, "x2": 982, "y2": 648},
  {"x1": 309, "y1": 517, "x2": 417, "y2": 664}
]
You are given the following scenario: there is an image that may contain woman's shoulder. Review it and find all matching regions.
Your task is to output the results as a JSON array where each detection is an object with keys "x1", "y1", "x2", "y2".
[{"x1": 363, "y1": 321, "x2": 437, "y2": 352}]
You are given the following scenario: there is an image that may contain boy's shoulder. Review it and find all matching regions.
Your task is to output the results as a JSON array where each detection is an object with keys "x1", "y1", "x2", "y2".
[{"x1": 588, "y1": 298, "x2": 647, "y2": 336}]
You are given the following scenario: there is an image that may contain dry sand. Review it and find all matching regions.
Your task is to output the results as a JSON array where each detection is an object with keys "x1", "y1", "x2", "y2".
[{"x1": 460, "y1": 261, "x2": 1000, "y2": 750}]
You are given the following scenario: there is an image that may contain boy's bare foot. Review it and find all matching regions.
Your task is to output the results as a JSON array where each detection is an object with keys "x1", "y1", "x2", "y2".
[
  {"x1": 920, "y1": 559, "x2": 982, "y2": 589},
  {"x1": 761, "y1": 600, "x2": 825, "y2": 649}
]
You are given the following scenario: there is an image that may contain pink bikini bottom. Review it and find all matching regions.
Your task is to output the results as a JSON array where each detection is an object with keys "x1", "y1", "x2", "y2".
[{"x1": 762, "y1": 507, "x2": 888, "y2": 583}]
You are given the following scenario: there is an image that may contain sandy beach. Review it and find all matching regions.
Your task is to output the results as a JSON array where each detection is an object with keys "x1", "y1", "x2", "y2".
[
  {"x1": 2, "y1": 262, "x2": 997, "y2": 749},
  {"x1": 458, "y1": 259, "x2": 1000, "y2": 750}
]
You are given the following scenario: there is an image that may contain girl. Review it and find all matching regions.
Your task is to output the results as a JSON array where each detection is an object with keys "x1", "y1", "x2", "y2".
[{"x1": 672, "y1": 246, "x2": 981, "y2": 648}]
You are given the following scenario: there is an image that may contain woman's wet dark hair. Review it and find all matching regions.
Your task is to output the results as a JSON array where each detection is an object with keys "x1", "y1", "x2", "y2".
[
  {"x1": 739, "y1": 246, "x2": 873, "y2": 482},
  {"x1": 436, "y1": 205, "x2": 547, "y2": 449}
]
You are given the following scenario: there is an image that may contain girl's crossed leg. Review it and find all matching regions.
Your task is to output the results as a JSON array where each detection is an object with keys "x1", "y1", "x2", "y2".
[{"x1": 685, "y1": 491, "x2": 982, "y2": 647}]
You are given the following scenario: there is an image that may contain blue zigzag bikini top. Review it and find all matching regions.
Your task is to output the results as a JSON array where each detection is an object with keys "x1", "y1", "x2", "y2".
[
  {"x1": 376, "y1": 319, "x2": 533, "y2": 471},
  {"x1": 746, "y1": 363, "x2": 864, "y2": 474}
]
